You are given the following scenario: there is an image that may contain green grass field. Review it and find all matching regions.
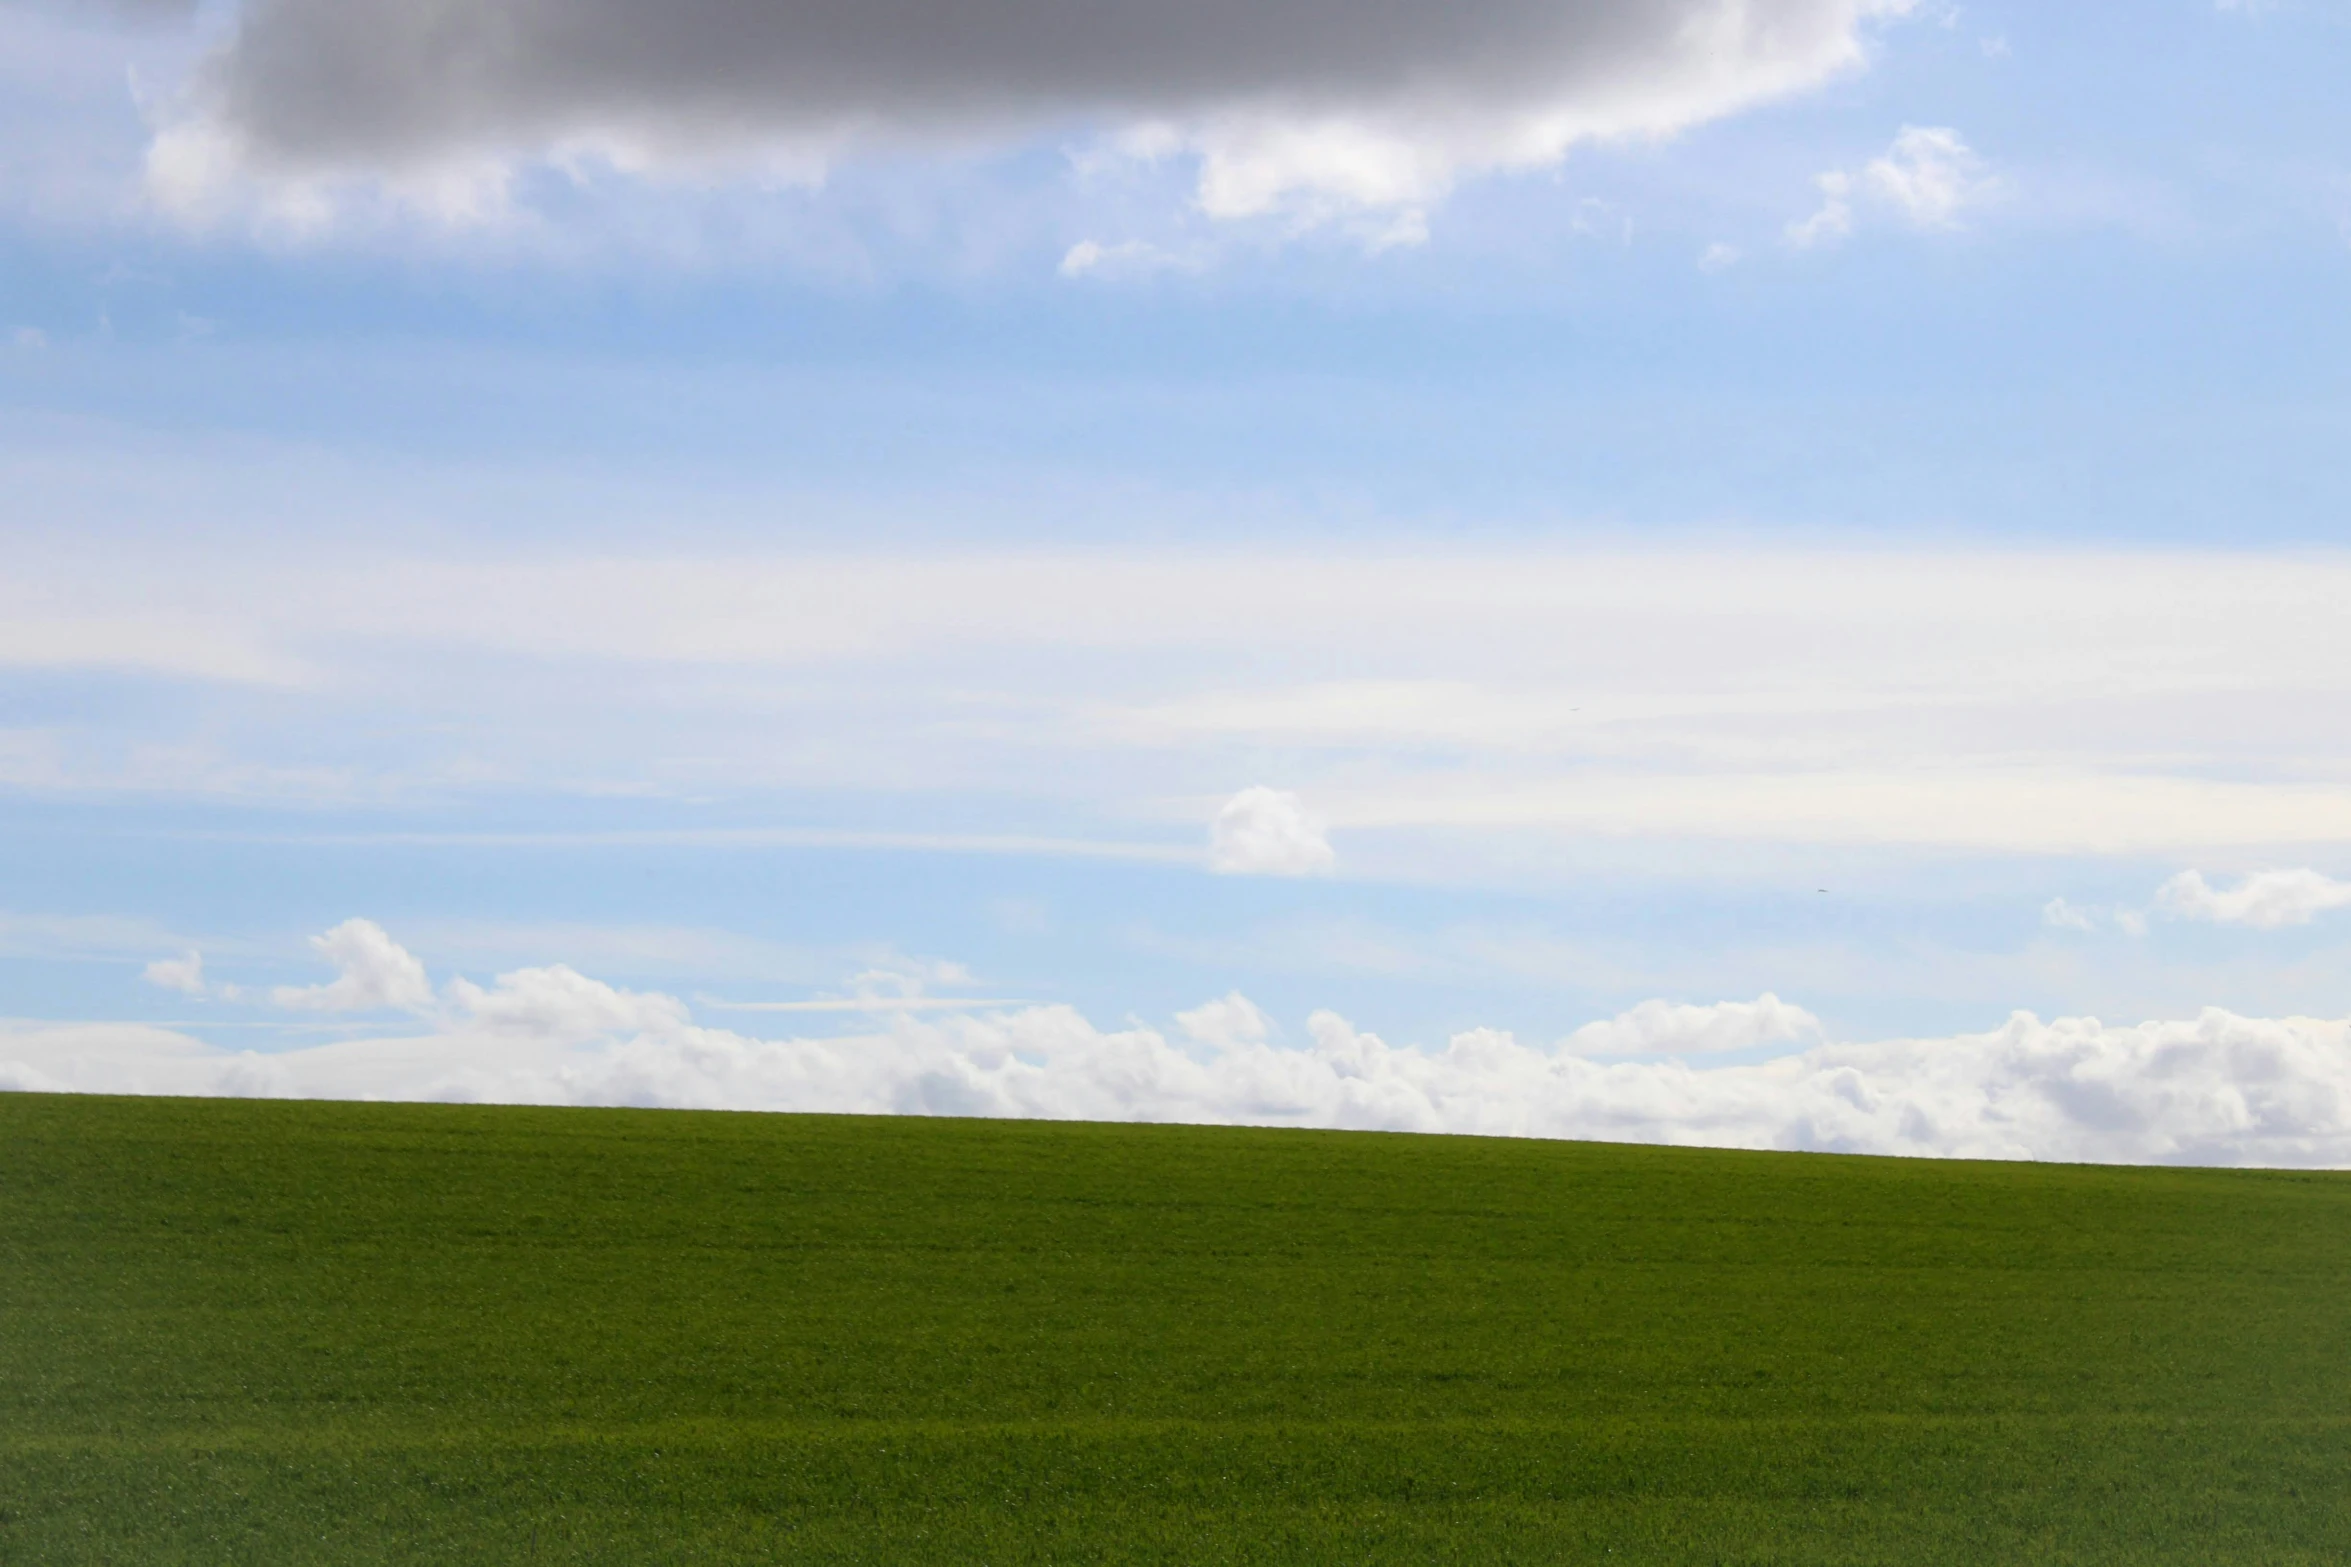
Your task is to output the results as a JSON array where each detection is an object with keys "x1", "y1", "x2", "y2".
[{"x1": 4, "y1": 1092, "x2": 2350, "y2": 1563}]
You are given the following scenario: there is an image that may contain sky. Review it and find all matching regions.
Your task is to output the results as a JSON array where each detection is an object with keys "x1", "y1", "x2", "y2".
[{"x1": 9, "y1": 0, "x2": 2351, "y2": 1164}]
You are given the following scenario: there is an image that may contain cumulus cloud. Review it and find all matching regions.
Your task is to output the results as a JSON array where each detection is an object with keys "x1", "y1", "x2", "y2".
[
  {"x1": 2158, "y1": 869, "x2": 2351, "y2": 930},
  {"x1": 2042, "y1": 897, "x2": 2098, "y2": 933},
  {"x1": 269, "y1": 917, "x2": 435, "y2": 1011},
  {"x1": 149, "y1": 0, "x2": 1909, "y2": 232},
  {"x1": 10, "y1": 933, "x2": 2351, "y2": 1167},
  {"x1": 140, "y1": 947, "x2": 248, "y2": 1001},
  {"x1": 1789, "y1": 124, "x2": 1992, "y2": 245},
  {"x1": 1177, "y1": 991, "x2": 1273, "y2": 1049},
  {"x1": 1209, "y1": 786, "x2": 1337, "y2": 875},
  {"x1": 446, "y1": 964, "x2": 691, "y2": 1039},
  {"x1": 141, "y1": 950, "x2": 210, "y2": 995},
  {"x1": 1564, "y1": 993, "x2": 1821, "y2": 1056}
]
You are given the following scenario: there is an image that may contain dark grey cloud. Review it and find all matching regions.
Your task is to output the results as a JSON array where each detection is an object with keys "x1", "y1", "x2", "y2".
[{"x1": 162, "y1": 0, "x2": 1902, "y2": 220}]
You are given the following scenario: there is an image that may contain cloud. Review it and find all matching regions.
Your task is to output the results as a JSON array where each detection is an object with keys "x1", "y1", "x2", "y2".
[
  {"x1": 31, "y1": 543, "x2": 2351, "y2": 860},
  {"x1": 0, "y1": 909, "x2": 199, "y2": 961},
  {"x1": 1698, "y1": 240, "x2": 1740, "y2": 271},
  {"x1": 2158, "y1": 869, "x2": 2351, "y2": 930},
  {"x1": 1058, "y1": 237, "x2": 1201, "y2": 280},
  {"x1": 142, "y1": 950, "x2": 210, "y2": 995},
  {"x1": 0, "y1": 606, "x2": 307, "y2": 686},
  {"x1": 1564, "y1": 993, "x2": 1822, "y2": 1055},
  {"x1": 150, "y1": 0, "x2": 1909, "y2": 232},
  {"x1": 10, "y1": 929, "x2": 2351, "y2": 1167},
  {"x1": 1863, "y1": 125, "x2": 1991, "y2": 227},
  {"x1": 270, "y1": 917, "x2": 435, "y2": 1011},
  {"x1": 1209, "y1": 786, "x2": 1337, "y2": 875},
  {"x1": 1786, "y1": 169, "x2": 1854, "y2": 246},
  {"x1": 142, "y1": 948, "x2": 245, "y2": 1001},
  {"x1": 446, "y1": 963, "x2": 691, "y2": 1039},
  {"x1": 1177, "y1": 991, "x2": 1272, "y2": 1049},
  {"x1": 2043, "y1": 897, "x2": 2098, "y2": 933},
  {"x1": 2039, "y1": 898, "x2": 2154, "y2": 938},
  {"x1": 1789, "y1": 124, "x2": 1992, "y2": 245}
]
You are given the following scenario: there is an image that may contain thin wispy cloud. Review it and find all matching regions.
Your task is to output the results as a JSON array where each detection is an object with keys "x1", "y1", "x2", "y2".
[
  {"x1": 13, "y1": 547, "x2": 2351, "y2": 860},
  {"x1": 1059, "y1": 237, "x2": 1205, "y2": 280},
  {"x1": 2042, "y1": 897, "x2": 2099, "y2": 933},
  {"x1": 1789, "y1": 124, "x2": 1995, "y2": 246}
]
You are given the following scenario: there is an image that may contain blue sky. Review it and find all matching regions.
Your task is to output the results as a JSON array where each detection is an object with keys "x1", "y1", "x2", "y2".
[{"x1": 8, "y1": 0, "x2": 2351, "y2": 1161}]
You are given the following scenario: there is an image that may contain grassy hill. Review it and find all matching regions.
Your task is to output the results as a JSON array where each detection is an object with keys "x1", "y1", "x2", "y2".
[{"x1": 4, "y1": 1092, "x2": 2349, "y2": 1563}]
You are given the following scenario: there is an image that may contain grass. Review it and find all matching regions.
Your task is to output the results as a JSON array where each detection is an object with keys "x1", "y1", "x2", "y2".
[{"x1": 3, "y1": 1093, "x2": 2350, "y2": 1563}]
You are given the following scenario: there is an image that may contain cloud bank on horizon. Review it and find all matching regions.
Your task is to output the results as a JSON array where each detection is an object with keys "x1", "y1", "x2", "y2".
[
  {"x1": 9, "y1": 916, "x2": 2350, "y2": 1170},
  {"x1": 146, "y1": 0, "x2": 1910, "y2": 231}
]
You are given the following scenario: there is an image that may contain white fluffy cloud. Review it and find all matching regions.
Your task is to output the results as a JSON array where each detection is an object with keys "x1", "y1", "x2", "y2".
[
  {"x1": 141, "y1": 947, "x2": 247, "y2": 1001},
  {"x1": 141, "y1": 950, "x2": 210, "y2": 995},
  {"x1": 1564, "y1": 993, "x2": 1821, "y2": 1055},
  {"x1": 147, "y1": 0, "x2": 1909, "y2": 232},
  {"x1": 1176, "y1": 990, "x2": 1273, "y2": 1049},
  {"x1": 9, "y1": 961, "x2": 2351, "y2": 1169},
  {"x1": 1209, "y1": 786, "x2": 1337, "y2": 875},
  {"x1": 11, "y1": 921, "x2": 2351, "y2": 1167},
  {"x1": 270, "y1": 917, "x2": 435, "y2": 1011},
  {"x1": 1789, "y1": 124, "x2": 1992, "y2": 246},
  {"x1": 445, "y1": 964, "x2": 691, "y2": 1038},
  {"x1": 2159, "y1": 869, "x2": 2351, "y2": 930}
]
